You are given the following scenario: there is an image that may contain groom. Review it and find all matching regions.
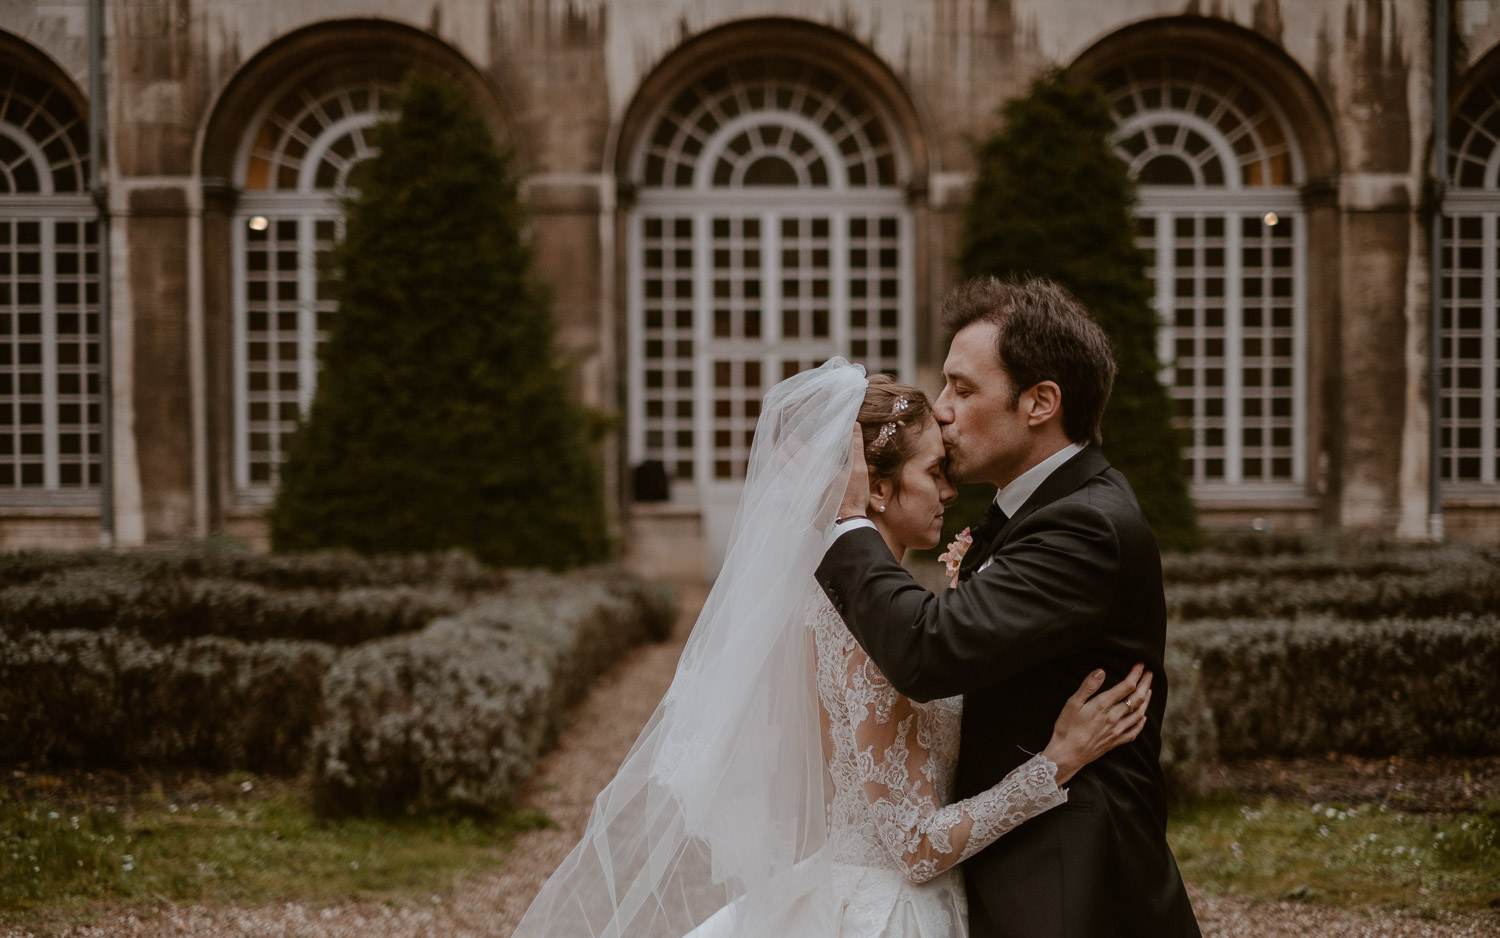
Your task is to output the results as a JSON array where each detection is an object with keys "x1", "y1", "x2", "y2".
[{"x1": 817, "y1": 277, "x2": 1200, "y2": 937}]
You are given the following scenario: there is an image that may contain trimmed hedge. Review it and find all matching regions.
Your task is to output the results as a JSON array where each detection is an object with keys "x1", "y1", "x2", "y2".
[
  {"x1": 0, "y1": 547, "x2": 508, "y2": 591},
  {"x1": 1167, "y1": 567, "x2": 1500, "y2": 621},
  {"x1": 0, "y1": 569, "x2": 464, "y2": 646},
  {"x1": 1157, "y1": 540, "x2": 1500, "y2": 796},
  {"x1": 0, "y1": 554, "x2": 674, "y2": 810},
  {"x1": 1158, "y1": 614, "x2": 1500, "y2": 799},
  {"x1": 310, "y1": 569, "x2": 674, "y2": 815},
  {"x1": 1162, "y1": 542, "x2": 1500, "y2": 624},
  {"x1": 1159, "y1": 642, "x2": 1218, "y2": 798},
  {"x1": 1163, "y1": 544, "x2": 1500, "y2": 588},
  {"x1": 0, "y1": 549, "x2": 512, "y2": 646},
  {"x1": 0, "y1": 628, "x2": 334, "y2": 773}
]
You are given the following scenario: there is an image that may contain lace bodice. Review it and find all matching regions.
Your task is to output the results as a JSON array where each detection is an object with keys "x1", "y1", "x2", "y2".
[{"x1": 811, "y1": 592, "x2": 1067, "y2": 885}]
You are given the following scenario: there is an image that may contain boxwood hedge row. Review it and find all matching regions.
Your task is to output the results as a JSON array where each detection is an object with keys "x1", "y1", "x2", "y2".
[
  {"x1": 4, "y1": 540, "x2": 1493, "y2": 810},
  {"x1": 1154, "y1": 540, "x2": 1500, "y2": 795},
  {"x1": 0, "y1": 568, "x2": 464, "y2": 646},
  {"x1": 0, "y1": 557, "x2": 674, "y2": 817},
  {"x1": 0, "y1": 628, "x2": 334, "y2": 773},
  {"x1": 1168, "y1": 615, "x2": 1500, "y2": 760},
  {"x1": 310, "y1": 568, "x2": 674, "y2": 815},
  {"x1": 1162, "y1": 543, "x2": 1500, "y2": 586},
  {"x1": 1158, "y1": 641, "x2": 1218, "y2": 798},
  {"x1": 0, "y1": 547, "x2": 508, "y2": 591},
  {"x1": 1166, "y1": 565, "x2": 1500, "y2": 621}
]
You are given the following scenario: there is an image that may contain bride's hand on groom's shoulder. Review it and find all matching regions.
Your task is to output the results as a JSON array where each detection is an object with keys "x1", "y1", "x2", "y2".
[{"x1": 1042, "y1": 664, "x2": 1152, "y2": 785}]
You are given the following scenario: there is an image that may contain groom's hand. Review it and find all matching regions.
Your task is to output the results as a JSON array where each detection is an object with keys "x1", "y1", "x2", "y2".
[{"x1": 837, "y1": 425, "x2": 870, "y2": 521}]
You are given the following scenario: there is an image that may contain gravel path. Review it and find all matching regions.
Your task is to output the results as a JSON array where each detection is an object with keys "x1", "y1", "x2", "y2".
[{"x1": 7, "y1": 583, "x2": 1497, "y2": 938}]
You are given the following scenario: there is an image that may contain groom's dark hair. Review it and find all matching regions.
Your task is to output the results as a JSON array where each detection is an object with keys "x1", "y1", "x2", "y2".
[{"x1": 942, "y1": 277, "x2": 1117, "y2": 446}]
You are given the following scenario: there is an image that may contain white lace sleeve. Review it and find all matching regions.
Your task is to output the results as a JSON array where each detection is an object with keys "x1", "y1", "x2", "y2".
[{"x1": 843, "y1": 645, "x2": 1068, "y2": 884}]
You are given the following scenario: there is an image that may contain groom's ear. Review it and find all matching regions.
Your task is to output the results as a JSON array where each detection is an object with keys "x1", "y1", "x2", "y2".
[{"x1": 1023, "y1": 381, "x2": 1062, "y2": 428}]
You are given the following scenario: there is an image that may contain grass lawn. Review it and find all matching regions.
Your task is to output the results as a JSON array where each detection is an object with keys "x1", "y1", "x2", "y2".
[
  {"x1": 5, "y1": 768, "x2": 1499, "y2": 931},
  {"x1": 1169, "y1": 794, "x2": 1500, "y2": 914},
  {"x1": 0, "y1": 770, "x2": 550, "y2": 931}
]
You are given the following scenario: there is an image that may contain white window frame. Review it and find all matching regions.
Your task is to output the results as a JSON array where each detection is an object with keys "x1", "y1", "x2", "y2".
[
  {"x1": 1136, "y1": 192, "x2": 1307, "y2": 496},
  {"x1": 1439, "y1": 196, "x2": 1500, "y2": 488},
  {"x1": 1442, "y1": 82, "x2": 1500, "y2": 490},
  {"x1": 230, "y1": 80, "x2": 391, "y2": 502},
  {"x1": 1106, "y1": 59, "x2": 1309, "y2": 501},
  {"x1": 0, "y1": 77, "x2": 98, "y2": 506},
  {"x1": 626, "y1": 59, "x2": 914, "y2": 504}
]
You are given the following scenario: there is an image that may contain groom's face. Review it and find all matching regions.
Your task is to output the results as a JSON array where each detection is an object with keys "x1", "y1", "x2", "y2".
[{"x1": 933, "y1": 322, "x2": 1030, "y2": 488}]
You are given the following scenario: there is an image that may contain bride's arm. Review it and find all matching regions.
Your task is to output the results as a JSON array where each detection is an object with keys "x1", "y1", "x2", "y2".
[{"x1": 847, "y1": 654, "x2": 1149, "y2": 883}]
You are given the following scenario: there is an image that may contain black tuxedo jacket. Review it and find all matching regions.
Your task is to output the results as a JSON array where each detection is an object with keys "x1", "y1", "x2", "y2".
[{"x1": 815, "y1": 445, "x2": 1199, "y2": 938}]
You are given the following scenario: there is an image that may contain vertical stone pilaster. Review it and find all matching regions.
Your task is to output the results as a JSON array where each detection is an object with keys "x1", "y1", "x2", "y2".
[
  {"x1": 200, "y1": 180, "x2": 240, "y2": 537},
  {"x1": 1301, "y1": 177, "x2": 1343, "y2": 526},
  {"x1": 1335, "y1": 174, "x2": 1420, "y2": 532},
  {"x1": 121, "y1": 183, "x2": 196, "y2": 541}
]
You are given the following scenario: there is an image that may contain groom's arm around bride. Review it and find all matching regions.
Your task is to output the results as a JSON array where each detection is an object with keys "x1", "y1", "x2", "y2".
[{"x1": 816, "y1": 278, "x2": 1201, "y2": 938}]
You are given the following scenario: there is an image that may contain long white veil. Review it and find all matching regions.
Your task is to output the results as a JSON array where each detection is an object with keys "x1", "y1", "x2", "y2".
[{"x1": 513, "y1": 358, "x2": 867, "y2": 938}]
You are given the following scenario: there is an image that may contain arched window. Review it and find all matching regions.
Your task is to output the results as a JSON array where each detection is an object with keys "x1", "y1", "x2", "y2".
[
  {"x1": 1100, "y1": 57, "x2": 1307, "y2": 494},
  {"x1": 0, "y1": 63, "x2": 96, "y2": 503},
  {"x1": 627, "y1": 56, "x2": 912, "y2": 495},
  {"x1": 1442, "y1": 79, "x2": 1500, "y2": 487},
  {"x1": 232, "y1": 73, "x2": 396, "y2": 498}
]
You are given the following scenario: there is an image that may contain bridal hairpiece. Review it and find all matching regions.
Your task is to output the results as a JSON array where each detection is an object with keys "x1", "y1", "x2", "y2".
[{"x1": 871, "y1": 395, "x2": 910, "y2": 452}]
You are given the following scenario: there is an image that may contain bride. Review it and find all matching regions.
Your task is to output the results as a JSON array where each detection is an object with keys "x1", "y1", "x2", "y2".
[{"x1": 511, "y1": 359, "x2": 1150, "y2": 938}]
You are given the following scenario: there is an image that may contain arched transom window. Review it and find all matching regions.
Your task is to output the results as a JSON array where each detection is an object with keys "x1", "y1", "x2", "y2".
[
  {"x1": 0, "y1": 63, "x2": 97, "y2": 504},
  {"x1": 232, "y1": 73, "x2": 396, "y2": 498},
  {"x1": 628, "y1": 56, "x2": 913, "y2": 497},
  {"x1": 1101, "y1": 57, "x2": 1307, "y2": 495},
  {"x1": 1441, "y1": 79, "x2": 1500, "y2": 487}
]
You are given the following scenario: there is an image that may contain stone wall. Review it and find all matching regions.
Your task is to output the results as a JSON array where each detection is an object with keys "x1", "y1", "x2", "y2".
[{"x1": 1, "y1": 0, "x2": 1496, "y2": 569}]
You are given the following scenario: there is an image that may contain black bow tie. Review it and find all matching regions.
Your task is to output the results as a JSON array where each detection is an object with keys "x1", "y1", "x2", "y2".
[{"x1": 958, "y1": 502, "x2": 1009, "y2": 581}]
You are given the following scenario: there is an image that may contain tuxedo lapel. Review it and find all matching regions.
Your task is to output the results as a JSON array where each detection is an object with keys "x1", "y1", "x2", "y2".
[{"x1": 990, "y1": 445, "x2": 1111, "y2": 553}]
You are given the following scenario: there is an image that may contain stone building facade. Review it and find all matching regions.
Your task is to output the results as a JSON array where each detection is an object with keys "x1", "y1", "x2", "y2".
[{"x1": 1, "y1": 0, "x2": 1498, "y2": 575}]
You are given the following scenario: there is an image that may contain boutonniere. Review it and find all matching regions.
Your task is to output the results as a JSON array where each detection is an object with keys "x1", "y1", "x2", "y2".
[{"x1": 937, "y1": 527, "x2": 973, "y2": 589}]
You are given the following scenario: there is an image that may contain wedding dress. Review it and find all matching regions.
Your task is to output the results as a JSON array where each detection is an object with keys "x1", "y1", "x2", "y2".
[
  {"x1": 510, "y1": 359, "x2": 1066, "y2": 938},
  {"x1": 804, "y1": 592, "x2": 1064, "y2": 937}
]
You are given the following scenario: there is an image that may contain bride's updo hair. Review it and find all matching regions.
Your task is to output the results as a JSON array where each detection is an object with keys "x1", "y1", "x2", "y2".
[{"x1": 858, "y1": 375, "x2": 933, "y2": 490}]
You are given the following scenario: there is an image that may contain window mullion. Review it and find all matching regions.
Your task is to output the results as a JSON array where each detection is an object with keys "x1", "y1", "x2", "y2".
[
  {"x1": 1291, "y1": 210, "x2": 1308, "y2": 485},
  {"x1": 1485, "y1": 213, "x2": 1498, "y2": 484},
  {"x1": 40, "y1": 219, "x2": 59, "y2": 491},
  {"x1": 692, "y1": 211, "x2": 712, "y2": 490},
  {"x1": 297, "y1": 214, "x2": 318, "y2": 416},
  {"x1": 831, "y1": 208, "x2": 849, "y2": 360},
  {"x1": 1224, "y1": 213, "x2": 1244, "y2": 486},
  {"x1": 1189, "y1": 213, "x2": 1210, "y2": 486},
  {"x1": 231, "y1": 215, "x2": 249, "y2": 492},
  {"x1": 763, "y1": 209, "x2": 781, "y2": 401},
  {"x1": 897, "y1": 212, "x2": 915, "y2": 382},
  {"x1": 1154, "y1": 209, "x2": 1174, "y2": 388},
  {"x1": 626, "y1": 212, "x2": 645, "y2": 467},
  {"x1": 1166, "y1": 211, "x2": 1202, "y2": 486}
]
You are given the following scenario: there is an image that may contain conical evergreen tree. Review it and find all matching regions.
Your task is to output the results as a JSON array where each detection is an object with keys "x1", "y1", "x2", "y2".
[
  {"x1": 270, "y1": 73, "x2": 609, "y2": 567},
  {"x1": 958, "y1": 68, "x2": 1200, "y2": 552}
]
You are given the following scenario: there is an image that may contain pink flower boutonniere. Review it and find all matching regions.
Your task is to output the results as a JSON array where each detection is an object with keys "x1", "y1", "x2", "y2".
[{"x1": 937, "y1": 527, "x2": 973, "y2": 589}]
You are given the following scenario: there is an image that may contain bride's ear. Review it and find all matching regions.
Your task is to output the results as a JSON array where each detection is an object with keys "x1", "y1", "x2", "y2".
[{"x1": 868, "y1": 475, "x2": 894, "y2": 514}]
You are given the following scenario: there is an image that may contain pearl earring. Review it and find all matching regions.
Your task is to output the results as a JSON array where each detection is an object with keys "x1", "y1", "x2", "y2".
[{"x1": 876, "y1": 505, "x2": 886, "y2": 513}]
